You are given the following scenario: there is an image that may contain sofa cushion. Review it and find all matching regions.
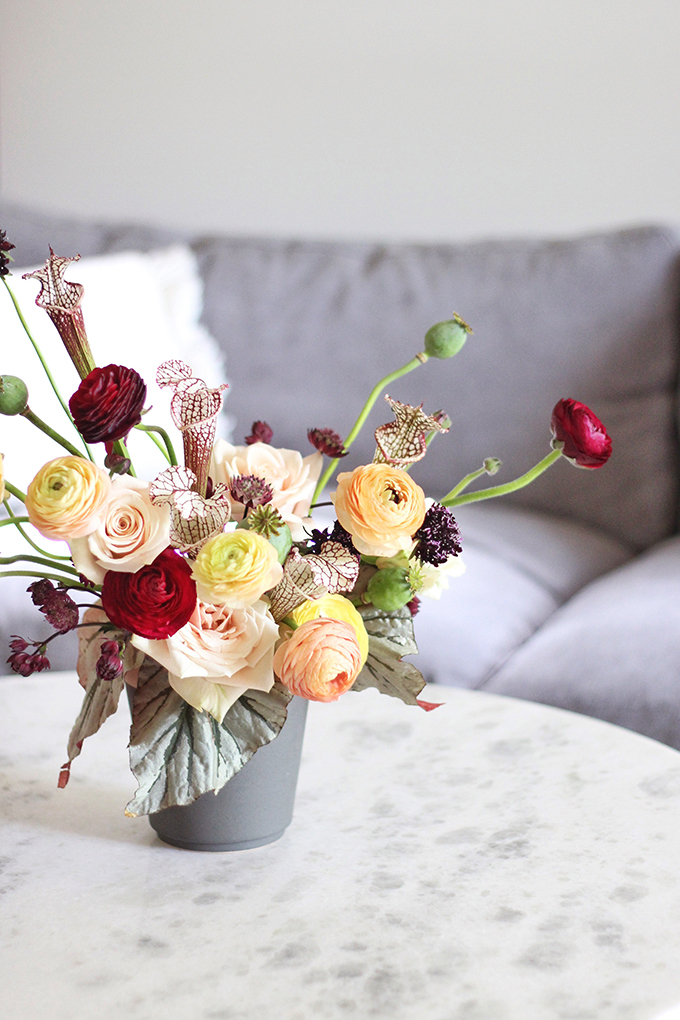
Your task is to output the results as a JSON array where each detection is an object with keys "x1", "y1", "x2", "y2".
[
  {"x1": 193, "y1": 226, "x2": 680, "y2": 551},
  {"x1": 410, "y1": 504, "x2": 631, "y2": 689},
  {"x1": 481, "y1": 535, "x2": 680, "y2": 750}
]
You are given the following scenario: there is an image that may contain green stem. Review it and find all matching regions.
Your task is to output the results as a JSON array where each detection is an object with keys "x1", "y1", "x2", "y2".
[
  {"x1": 441, "y1": 449, "x2": 562, "y2": 507},
  {"x1": 0, "y1": 553, "x2": 80, "y2": 575},
  {"x1": 0, "y1": 515, "x2": 30, "y2": 527},
  {"x1": 0, "y1": 570, "x2": 99, "y2": 592},
  {"x1": 311, "y1": 352, "x2": 429, "y2": 504},
  {"x1": 21, "y1": 407, "x2": 86, "y2": 458},
  {"x1": 1, "y1": 501, "x2": 72, "y2": 559},
  {"x1": 2, "y1": 277, "x2": 94, "y2": 460},
  {"x1": 134, "y1": 423, "x2": 178, "y2": 465},
  {"x1": 442, "y1": 465, "x2": 488, "y2": 501},
  {"x1": 4, "y1": 481, "x2": 26, "y2": 503},
  {"x1": 112, "y1": 439, "x2": 136, "y2": 477}
]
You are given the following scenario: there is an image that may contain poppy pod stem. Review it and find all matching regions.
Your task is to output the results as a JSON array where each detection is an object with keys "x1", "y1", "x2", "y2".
[
  {"x1": 20, "y1": 406, "x2": 86, "y2": 459},
  {"x1": 311, "y1": 352, "x2": 428, "y2": 505},
  {"x1": 441, "y1": 449, "x2": 562, "y2": 507}
]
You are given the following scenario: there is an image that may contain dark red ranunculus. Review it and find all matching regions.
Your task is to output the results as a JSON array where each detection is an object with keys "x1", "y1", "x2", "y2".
[
  {"x1": 101, "y1": 548, "x2": 197, "y2": 640},
  {"x1": 69, "y1": 364, "x2": 147, "y2": 444},
  {"x1": 551, "y1": 398, "x2": 612, "y2": 468}
]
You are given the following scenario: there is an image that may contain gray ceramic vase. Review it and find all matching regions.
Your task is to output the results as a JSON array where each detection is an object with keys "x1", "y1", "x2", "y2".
[{"x1": 148, "y1": 696, "x2": 308, "y2": 852}]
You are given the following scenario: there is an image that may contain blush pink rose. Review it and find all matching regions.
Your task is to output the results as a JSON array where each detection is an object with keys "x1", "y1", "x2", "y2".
[
  {"x1": 131, "y1": 598, "x2": 279, "y2": 722},
  {"x1": 69, "y1": 476, "x2": 171, "y2": 584},
  {"x1": 273, "y1": 617, "x2": 362, "y2": 702},
  {"x1": 211, "y1": 440, "x2": 322, "y2": 540}
]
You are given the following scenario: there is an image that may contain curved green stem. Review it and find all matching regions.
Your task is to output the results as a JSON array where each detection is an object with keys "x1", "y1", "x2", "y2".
[
  {"x1": 2, "y1": 277, "x2": 94, "y2": 460},
  {"x1": 0, "y1": 553, "x2": 80, "y2": 575},
  {"x1": 3, "y1": 481, "x2": 26, "y2": 503},
  {"x1": 441, "y1": 449, "x2": 562, "y2": 507},
  {"x1": 1, "y1": 501, "x2": 72, "y2": 559},
  {"x1": 311, "y1": 352, "x2": 429, "y2": 504},
  {"x1": 0, "y1": 570, "x2": 99, "y2": 592},
  {"x1": 442, "y1": 465, "x2": 488, "y2": 501},
  {"x1": 134, "y1": 423, "x2": 178, "y2": 465},
  {"x1": 21, "y1": 407, "x2": 86, "y2": 458}
]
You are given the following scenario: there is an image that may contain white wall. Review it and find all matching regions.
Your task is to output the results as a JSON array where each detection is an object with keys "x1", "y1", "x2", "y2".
[{"x1": 1, "y1": 0, "x2": 679, "y2": 243}]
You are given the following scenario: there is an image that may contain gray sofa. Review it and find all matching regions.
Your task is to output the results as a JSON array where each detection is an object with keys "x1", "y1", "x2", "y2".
[{"x1": 2, "y1": 202, "x2": 680, "y2": 748}]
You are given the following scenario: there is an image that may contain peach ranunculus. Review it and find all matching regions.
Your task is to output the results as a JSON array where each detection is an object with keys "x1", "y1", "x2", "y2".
[
  {"x1": 210, "y1": 440, "x2": 323, "y2": 540},
  {"x1": 289, "y1": 593, "x2": 369, "y2": 665},
  {"x1": 331, "y1": 462, "x2": 427, "y2": 557},
  {"x1": 191, "y1": 529, "x2": 283, "y2": 608},
  {"x1": 69, "y1": 476, "x2": 171, "y2": 584},
  {"x1": 26, "y1": 455, "x2": 111, "y2": 541},
  {"x1": 273, "y1": 617, "x2": 362, "y2": 702},
  {"x1": 131, "y1": 599, "x2": 279, "y2": 722}
]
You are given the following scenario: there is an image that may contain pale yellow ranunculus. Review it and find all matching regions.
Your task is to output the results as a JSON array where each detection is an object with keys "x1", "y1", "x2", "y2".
[
  {"x1": 191, "y1": 529, "x2": 283, "y2": 609},
  {"x1": 26, "y1": 456, "x2": 111, "y2": 541},
  {"x1": 289, "y1": 593, "x2": 369, "y2": 665}
]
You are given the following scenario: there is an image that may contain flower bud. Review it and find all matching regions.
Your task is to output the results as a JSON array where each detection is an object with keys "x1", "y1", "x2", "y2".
[
  {"x1": 366, "y1": 566, "x2": 412, "y2": 611},
  {"x1": 483, "y1": 458, "x2": 502, "y2": 475},
  {"x1": 423, "y1": 314, "x2": 471, "y2": 359},
  {"x1": 0, "y1": 375, "x2": 28, "y2": 416}
]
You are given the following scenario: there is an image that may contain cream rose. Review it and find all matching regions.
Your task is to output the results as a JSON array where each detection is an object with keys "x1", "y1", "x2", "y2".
[
  {"x1": 26, "y1": 456, "x2": 111, "y2": 540},
  {"x1": 132, "y1": 599, "x2": 279, "y2": 722},
  {"x1": 273, "y1": 617, "x2": 362, "y2": 702},
  {"x1": 69, "y1": 476, "x2": 171, "y2": 584},
  {"x1": 332, "y1": 462, "x2": 427, "y2": 557},
  {"x1": 191, "y1": 529, "x2": 283, "y2": 608},
  {"x1": 211, "y1": 440, "x2": 322, "y2": 540}
]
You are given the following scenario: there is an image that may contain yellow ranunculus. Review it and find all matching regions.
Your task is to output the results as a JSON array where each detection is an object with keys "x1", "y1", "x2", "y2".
[
  {"x1": 290, "y1": 593, "x2": 369, "y2": 665},
  {"x1": 331, "y1": 462, "x2": 427, "y2": 558},
  {"x1": 26, "y1": 456, "x2": 111, "y2": 540},
  {"x1": 191, "y1": 529, "x2": 283, "y2": 609}
]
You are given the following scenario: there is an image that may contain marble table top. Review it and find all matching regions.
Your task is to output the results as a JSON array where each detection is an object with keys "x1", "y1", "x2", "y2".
[{"x1": 2, "y1": 673, "x2": 680, "y2": 1020}]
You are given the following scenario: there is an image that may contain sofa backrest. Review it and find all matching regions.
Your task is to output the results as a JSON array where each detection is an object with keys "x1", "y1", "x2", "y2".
[{"x1": 3, "y1": 202, "x2": 679, "y2": 550}]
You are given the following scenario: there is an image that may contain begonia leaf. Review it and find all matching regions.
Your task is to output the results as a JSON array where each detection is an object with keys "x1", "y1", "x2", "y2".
[{"x1": 352, "y1": 605, "x2": 425, "y2": 706}]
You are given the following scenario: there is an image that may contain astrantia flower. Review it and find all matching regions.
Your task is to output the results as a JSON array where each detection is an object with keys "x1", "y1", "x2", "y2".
[
  {"x1": 551, "y1": 399, "x2": 612, "y2": 468},
  {"x1": 230, "y1": 474, "x2": 274, "y2": 510},
  {"x1": 0, "y1": 229, "x2": 15, "y2": 277},
  {"x1": 69, "y1": 364, "x2": 147, "y2": 444},
  {"x1": 27, "y1": 579, "x2": 79, "y2": 633},
  {"x1": 101, "y1": 547, "x2": 197, "y2": 640},
  {"x1": 412, "y1": 504, "x2": 462, "y2": 566},
  {"x1": 96, "y1": 640, "x2": 124, "y2": 681},
  {"x1": 246, "y1": 421, "x2": 273, "y2": 445},
  {"x1": 7, "y1": 642, "x2": 50, "y2": 676},
  {"x1": 307, "y1": 427, "x2": 348, "y2": 458}
]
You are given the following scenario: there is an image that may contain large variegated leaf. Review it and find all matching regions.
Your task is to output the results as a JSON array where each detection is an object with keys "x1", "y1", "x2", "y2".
[
  {"x1": 352, "y1": 605, "x2": 425, "y2": 706},
  {"x1": 58, "y1": 670, "x2": 125, "y2": 788},
  {"x1": 125, "y1": 657, "x2": 292, "y2": 817}
]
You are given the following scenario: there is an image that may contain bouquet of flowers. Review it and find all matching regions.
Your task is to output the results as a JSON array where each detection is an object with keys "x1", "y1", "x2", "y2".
[{"x1": 0, "y1": 231, "x2": 612, "y2": 817}]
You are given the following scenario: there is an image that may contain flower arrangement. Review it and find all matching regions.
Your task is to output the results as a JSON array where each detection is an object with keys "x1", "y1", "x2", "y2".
[{"x1": 0, "y1": 232, "x2": 612, "y2": 817}]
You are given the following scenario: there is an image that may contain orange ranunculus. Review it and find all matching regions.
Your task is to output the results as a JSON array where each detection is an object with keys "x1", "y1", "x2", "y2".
[
  {"x1": 331, "y1": 463, "x2": 427, "y2": 557},
  {"x1": 273, "y1": 617, "x2": 362, "y2": 702},
  {"x1": 26, "y1": 456, "x2": 111, "y2": 541}
]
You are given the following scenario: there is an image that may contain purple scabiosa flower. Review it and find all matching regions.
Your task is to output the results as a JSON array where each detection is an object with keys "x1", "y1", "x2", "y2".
[
  {"x1": 307, "y1": 427, "x2": 348, "y2": 458},
  {"x1": 308, "y1": 519, "x2": 357, "y2": 554},
  {"x1": 412, "y1": 504, "x2": 462, "y2": 567},
  {"x1": 245, "y1": 421, "x2": 273, "y2": 445}
]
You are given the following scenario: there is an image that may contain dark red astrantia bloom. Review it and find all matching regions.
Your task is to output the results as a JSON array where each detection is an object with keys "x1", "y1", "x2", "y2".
[
  {"x1": 69, "y1": 364, "x2": 147, "y2": 444},
  {"x1": 307, "y1": 427, "x2": 348, "y2": 458},
  {"x1": 101, "y1": 548, "x2": 197, "y2": 640},
  {"x1": 551, "y1": 399, "x2": 612, "y2": 468},
  {"x1": 245, "y1": 421, "x2": 273, "y2": 445}
]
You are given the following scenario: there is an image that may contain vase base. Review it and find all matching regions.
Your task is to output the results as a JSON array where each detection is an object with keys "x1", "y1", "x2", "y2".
[{"x1": 150, "y1": 823, "x2": 288, "y2": 853}]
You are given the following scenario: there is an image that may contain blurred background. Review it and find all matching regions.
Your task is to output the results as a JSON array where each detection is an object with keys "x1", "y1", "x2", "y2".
[{"x1": 1, "y1": 0, "x2": 679, "y2": 243}]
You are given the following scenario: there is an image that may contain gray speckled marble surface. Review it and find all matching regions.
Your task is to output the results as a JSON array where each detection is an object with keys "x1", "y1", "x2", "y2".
[{"x1": 2, "y1": 674, "x2": 680, "y2": 1020}]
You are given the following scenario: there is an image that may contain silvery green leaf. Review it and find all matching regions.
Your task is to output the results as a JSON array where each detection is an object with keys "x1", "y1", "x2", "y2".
[
  {"x1": 60, "y1": 671, "x2": 124, "y2": 786},
  {"x1": 125, "y1": 658, "x2": 292, "y2": 817},
  {"x1": 352, "y1": 605, "x2": 425, "y2": 706}
]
